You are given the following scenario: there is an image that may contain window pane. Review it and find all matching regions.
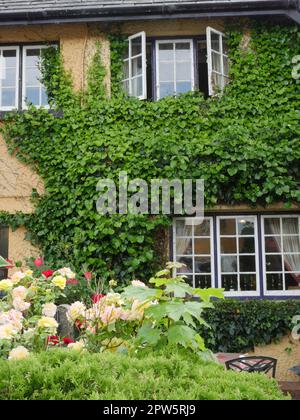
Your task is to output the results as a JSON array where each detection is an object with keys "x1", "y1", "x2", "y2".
[
  {"x1": 2, "y1": 68, "x2": 16, "y2": 87},
  {"x1": 26, "y1": 49, "x2": 40, "y2": 67},
  {"x1": 3, "y1": 50, "x2": 17, "y2": 67},
  {"x1": 25, "y1": 87, "x2": 40, "y2": 106},
  {"x1": 175, "y1": 43, "x2": 191, "y2": 60},
  {"x1": 194, "y1": 238, "x2": 210, "y2": 255},
  {"x1": 221, "y1": 237, "x2": 237, "y2": 254},
  {"x1": 184, "y1": 275, "x2": 193, "y2": 287},
  {"x1": 239, "y1": 256, "x2": 256, "y2": 272},
  {"x1": 220, "y1": 219, "x2": 236, "y2": 236},
  {"x1": 160, "y1": 82, "x2": 174, "y2": 98},
  {"x1": 267, "y1": 273, "x2": 283, "y2": 291},
  {"x1": 176, "y1": 238, "x2": 192, "y2": 255},
  {"x1": 266, "y1": 255, "x2": 283, "y2": 272},
  {"x1": 131, "y1": 37, "x2": 142, "y2": 57},
  {"x1": 123, "y1": 80, "x2": 129, "y2": 95},
  {"x1": 159, "y1": 62, "x2": 174, "y2": 82},
  {"x1": 211, "y1": 33, "x2": 220, "y2": 52},
  {"x1": 212, "y1": 52, "x2": 221, "y2": 73},
  {"x1": 176, "y1": 256, "x2": 193, "y2": 273},
  {"x1": 284, "y1": 254, "x2": 300, "y2": 272},
  {"x1": 132, "y1": 76, "x2": 143, "y2": 97},
  {"x1": 176, "y1": 81, "x2": 192, "y2": 95},
  {"x1": 1, "y1": 88, "x2": 15, "y2": 107},
  {"x1": 176, "y1": 220, "x2": 192, "y2": 236},
  {"x1": 264, "y1": 218, "x2": 280, "y2": 235},
  {"x1": 285, "y1": 273, "x2": 300, "y2": 290},
  {"x1": 132, "y1": 56, "x2": 142, "y2": 77},
  {"x1": 41, "y1": 87, "x2": 48, "y2": 106},
  {"x1": 223, "y1": 55, "x2": 229, "y2": 76},
  {"x1": 158, "y1": 43, "x2": 174, "y2": 60},
  {"x1": 282, "y1": 218, "x2": 299, "y2": 235},
  {"x1": 195, "y1": 256, "x2": 211, "y2": 273},
  {"x1": 194, "y1": 220, "x2": 210, "y2": 236},
  {"x1": 240, "y1": 274, "x2": 257, "y2": 291},
  {"x1": 239, "y1": 237, "x2": 255, "y2": 254},
  {"x1": 222, "y1": 275, "x2": 238, "y2": 292},
  {"x1": 195, "y1": 275, "x2": 211, "y2": 289},
  {"x1": 176, "y1": 61, "x2": 191, "y2": 81},
  {"x1": 265, "y1": 236, "x2": 281, "y2": 253},
  {"x1": 222, "y1": 37, "x2": 228, "y2": 55},
  {"x1": 25, "y1": 66, "x2": 40, "y2": 86},
  {"x1": 221, "y1": 256, "x2": 237, "y2": 273},
  {"x1": 283, "y1": 236, "x2": 300, "y2": 253},
  {"x1": 123, "y1": 60, "x2": 129, "y2": 79},
  {"x1": 238, "y1": 218, "x2": 255, "y2": 236}
]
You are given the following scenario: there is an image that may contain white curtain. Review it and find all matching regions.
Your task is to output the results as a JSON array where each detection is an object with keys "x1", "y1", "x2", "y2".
[{"x1": 268, "y1": 218, "x2": 300, "y2": 286}]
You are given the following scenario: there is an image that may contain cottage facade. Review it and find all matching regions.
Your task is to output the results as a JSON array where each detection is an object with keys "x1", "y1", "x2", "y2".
[{"x1": 0, "y1": 0, "x2": 300, "y2": 298}]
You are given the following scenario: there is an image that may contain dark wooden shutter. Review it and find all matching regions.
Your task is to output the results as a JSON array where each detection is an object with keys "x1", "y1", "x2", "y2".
[{"x1": 0, "y1": 226, "x2": 9, "y2": 280}]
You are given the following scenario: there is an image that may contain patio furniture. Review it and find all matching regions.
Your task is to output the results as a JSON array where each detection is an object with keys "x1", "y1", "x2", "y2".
[
  {"x1": 289, "y1": 365, "x2": 300, "y2": 376},
  {"x1": 225, "y1": 356, "x2": 277, "y2": 378}
]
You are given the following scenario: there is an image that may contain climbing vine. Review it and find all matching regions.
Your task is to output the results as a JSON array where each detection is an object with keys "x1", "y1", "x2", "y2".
[{"x1": 1, "y1": 22, "x2": 300, "y2": 284}]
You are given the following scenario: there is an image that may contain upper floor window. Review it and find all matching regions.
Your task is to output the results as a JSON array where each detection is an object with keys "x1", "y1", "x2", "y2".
[
  {"x1": 0, "y1": 44, "x2": 53, "y2": 111},
  {"x1": 122, "y1": 26, "x2": 229, "y2": 101},
  {"x1": 156, "y1": 40, "x2": 194, "y2": 100}
]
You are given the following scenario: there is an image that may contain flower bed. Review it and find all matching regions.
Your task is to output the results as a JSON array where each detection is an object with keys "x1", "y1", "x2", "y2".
[{"x1": 0, "y1": 257, "x2": 223, "y2": 360}]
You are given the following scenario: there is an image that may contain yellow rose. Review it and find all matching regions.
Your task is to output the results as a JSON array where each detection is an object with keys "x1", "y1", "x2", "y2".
[
  {"x1": 25, "y1": 270, "x2": 33, "y2": 277},
  {"x1": 0, "y1": 279, "x2": 13, "y2": 292},
  {"x1": 38, "y1": 317, "x2": 58, "y2": 332},
  {"x1": 51, "y1": 275, "x2": 66, "y2": 290}
]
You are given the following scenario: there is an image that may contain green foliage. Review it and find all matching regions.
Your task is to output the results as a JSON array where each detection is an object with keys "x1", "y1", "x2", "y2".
[
  {"x1": 199, "y1": 299, "x2": 300, "y2": 353},
  {"x1": 122, "y1": 263, "x2": 224, "y2": 352},
  {"x1": 1, "y1": 22, "x2": 300, "y2": 283},
  {"x1": 0, "y1": 348, "x2": 287, "y2": 400}
]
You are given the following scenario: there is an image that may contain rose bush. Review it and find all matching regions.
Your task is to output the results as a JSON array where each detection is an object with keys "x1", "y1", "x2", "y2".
[{"x1": 0, "y1": 257, "x2": 224, "y2": 360}]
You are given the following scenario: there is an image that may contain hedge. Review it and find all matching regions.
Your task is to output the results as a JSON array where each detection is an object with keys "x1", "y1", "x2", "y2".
[
  {"x1": 0, "y1": 349, "x2": 287, "y2": 400},
  {"x1": 200, "y1": 300, "x2": 300, "y2": 353}
]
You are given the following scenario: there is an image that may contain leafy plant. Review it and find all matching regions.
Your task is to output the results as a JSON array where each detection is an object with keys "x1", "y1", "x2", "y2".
[{"x1": 0, "y1": 348, "x2": 288, "y2": 400}]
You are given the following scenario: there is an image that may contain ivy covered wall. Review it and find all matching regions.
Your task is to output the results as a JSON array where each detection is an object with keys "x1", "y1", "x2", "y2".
[{"x1": 1, "y1": 22, "x2": 300, "y2": 284}]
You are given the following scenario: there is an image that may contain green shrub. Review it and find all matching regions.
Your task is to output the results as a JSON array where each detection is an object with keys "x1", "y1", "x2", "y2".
[
  {"x1": 0, "y1": 349, "x2": 287, "y2": 400},
  {"x1": 200, "y1": 300, "x2": 300, "y2": 353}
]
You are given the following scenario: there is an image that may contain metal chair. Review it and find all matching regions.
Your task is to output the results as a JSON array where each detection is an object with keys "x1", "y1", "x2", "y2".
[{"x1": 225, "y1": 356, "x2": 277, "y2": 378}]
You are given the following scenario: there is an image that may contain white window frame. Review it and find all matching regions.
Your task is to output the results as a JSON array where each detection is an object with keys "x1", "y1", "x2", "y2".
[
  {"x1": 22, "y1": 45, "x2": 51, "y2": 110},
  {"x1": 156, "y1": 39, "x2": 195, "y2": 100},
  {"x1": 217, "y1": 215, "x2": 260, "y2": 297},
  {"x1": 0, "y1": 46, "x2": 19, "y2": 111},
  {"x1": 262, "y1": 215, "x2": 300, "y2": 297},
  {"x1": 123, "y1": 32, "x2": 147, "y2": 100},
  {"x1": 173, "y1": 217, "x2": 215, "y2": 288},
  {"x1": 207, "y1": 27, "x2": 229, "y2": 96}
]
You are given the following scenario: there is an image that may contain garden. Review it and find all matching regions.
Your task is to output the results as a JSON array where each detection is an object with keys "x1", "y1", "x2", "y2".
[{"x1": 0, "y1": 256, "x2": 290, "y2": 400}]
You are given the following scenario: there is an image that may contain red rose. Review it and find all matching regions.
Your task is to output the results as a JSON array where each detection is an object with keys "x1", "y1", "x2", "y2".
[
  {"x1": 63, "y1": 337, "x2": 75, "y2": 345},
  {"x1": 84, "y1": 272, "x2": 92, "y2": 281},
  {"x1": 66, "y1": 279, "x2": 79, "y2": 285},
  {"x1": 92, "y1": 294, "x2": 106, "y2": 303},
  {"x1": 34, "y1": 257, "x2": 44, "y2": 267},
  {"x1": 47, "y1": 335, "x2": 59, "y2": 346},
  {"x1": 42, "y1": 270, "x2": 54, "y2": 279}
]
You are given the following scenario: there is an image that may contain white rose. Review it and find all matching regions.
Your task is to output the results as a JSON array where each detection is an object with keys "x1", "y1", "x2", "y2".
[
  {"x1": 42, "y1": 303, "x2": 57, "y2": 318},
  {"x1": 12, "y1": 286, "x2": 28, "y2": 300},
  {"x1": 13, "y1": 297, "x2": 31, "y2": 312}
]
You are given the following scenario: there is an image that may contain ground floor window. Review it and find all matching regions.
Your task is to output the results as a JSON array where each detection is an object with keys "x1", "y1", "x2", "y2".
[
  {"x1": 0, "y1": 226, "x2": 9, "y2": 280},
  {"x1": 173, "y1": 214, "x2": 300, "y2": 297}
]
